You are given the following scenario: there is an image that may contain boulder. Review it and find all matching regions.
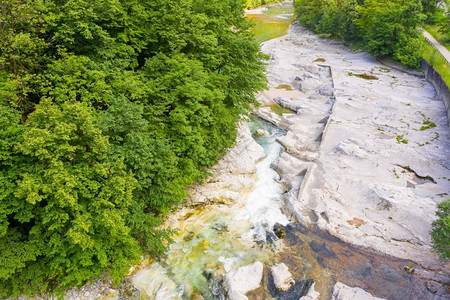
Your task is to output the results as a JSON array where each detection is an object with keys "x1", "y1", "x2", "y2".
[
  {"x1": 270, "y1": 263, "x2": 295, "y2": 292},
  {"x1": 224, "y1": 262, "x2": 264, "y2": 300},
  {"x1": 274, "y1": 95, "x2": 303, "y2": 112},
  {"x1": 255, "y1": 129, "x2": 270, "y2": 136}
]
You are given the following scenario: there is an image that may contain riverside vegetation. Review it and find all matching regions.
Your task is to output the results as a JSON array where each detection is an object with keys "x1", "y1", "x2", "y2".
[
  {"x1": 295, "y1": 0, "x2": 449, "y2": 69},
  {"x1": 0, "y1": 0, "x2": 268, "y2": 297}
]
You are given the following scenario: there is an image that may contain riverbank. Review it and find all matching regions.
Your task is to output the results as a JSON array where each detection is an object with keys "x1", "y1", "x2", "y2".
[{"x1": 256, "y1": 21, "x2": 450, "y2": 297}]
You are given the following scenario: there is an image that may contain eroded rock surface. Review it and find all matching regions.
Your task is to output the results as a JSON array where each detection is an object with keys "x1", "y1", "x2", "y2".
[
  {"x1": 259, "y1": 24, "x2": 450, "y2": 265},
  {"x1": 187, "y1": 123, "x2": 265, "y2": 207},
  {"x1": 331, "y1": 282, "x2": 385, "y2": 300}
]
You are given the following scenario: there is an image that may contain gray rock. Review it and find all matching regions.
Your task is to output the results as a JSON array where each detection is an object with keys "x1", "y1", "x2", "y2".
[
  {"x1": 331, "y1": 282, "x2": 385, "y2": 300},
  {"x1": 317, "y1": 82, "x2": 334, "y2": 96},
  {"x1": 274, "y1": 95, "x2": 303, "y2": 112},
  {"x1": 224, "y1": 262, "x2": 264, "y2": 300},
  {"x1": 255, "y1": 129, "x2": 269, "y2": 136},
  {"x1": 335, "y1": 138, "x2": 369, "y2": 158},
  {"x1": 271, "y1": 263, "x2": 295, "y2": 292}
]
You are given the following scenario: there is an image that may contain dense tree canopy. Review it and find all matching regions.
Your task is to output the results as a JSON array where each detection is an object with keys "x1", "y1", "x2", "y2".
[
  {"x1": 0, "y1": 0, "x2": 267, "y2": 297},
  {"x1": 245, "y1": 0, "x2": 283, "y2": 9},
  {"x1": 295, "y1": 0, "x2": 425, "y2": 68}
]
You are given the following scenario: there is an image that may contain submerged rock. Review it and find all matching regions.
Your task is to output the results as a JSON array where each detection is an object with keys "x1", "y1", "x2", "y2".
[
  {"x1": 270, "y1": 263, "x2": 295, "y2": 292},
  {"x1": 331, "y1": 282, "x2": 385, "y2": 300},
  {"x1": 224, "y1": 261, "x2": 264, "y2": 300},
  {"x1": 300, "y1": 282, "x2": 320, "y2": 300},
  {"x1": 273, "y1": 223, "x2": 286, "y2": 239},
  {"x1": 255, "y1": 129, "x2": 270, "y2": 136}
]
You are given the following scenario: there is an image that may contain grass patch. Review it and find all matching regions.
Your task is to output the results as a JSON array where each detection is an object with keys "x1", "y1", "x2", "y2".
[
  {"x1": 267, "y1": 103, "x2": 295, "y2": 115},
  {"x1": 396, "y1": 135, "x2": 408, "y2": 144},
  {"x1": 348, "y1": 72, "x2": 378, "y2": 80},
  {"x1": 421, "y1": 37, "x2": 450, "y2": 88},
  {"x1": 420, "y1": 118, "x2": 437, "y2": 130},
  {"x1": 275, "y1": 84, "x2": 294, "y2": 90},
  {"x1": 423, "y1": 24, "x2": 450, "y2": 51}
]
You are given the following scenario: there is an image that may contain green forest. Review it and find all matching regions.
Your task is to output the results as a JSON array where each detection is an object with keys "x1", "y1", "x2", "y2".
[
  {"x1": 0, "y1": 0, "x2": 267, "y2": 297},
  {"x1": 295, "y1": 0, "x2": 450, "y2": 68}
]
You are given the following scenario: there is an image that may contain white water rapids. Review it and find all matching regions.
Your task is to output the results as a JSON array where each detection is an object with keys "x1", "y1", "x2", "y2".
[{"x1": 129, "y1": 119, "x2": 290, "y2": 300}]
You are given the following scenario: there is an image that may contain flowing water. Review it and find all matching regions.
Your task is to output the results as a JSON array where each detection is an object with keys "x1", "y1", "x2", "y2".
[
  {"x1": 118, "y1": 3, "x2": 446, "y2": 299},
  {"x1": 130, "y1": 119, "x2": 291, "y2": 299}
]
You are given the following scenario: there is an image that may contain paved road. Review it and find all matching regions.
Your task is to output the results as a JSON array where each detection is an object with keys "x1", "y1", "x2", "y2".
[{"x1": 421, "y1": 29, "x2": 450, "y2": 64}]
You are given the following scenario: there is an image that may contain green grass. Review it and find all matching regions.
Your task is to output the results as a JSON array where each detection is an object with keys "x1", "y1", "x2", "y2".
[
  {"x1": 267, "y1": 103, "x2": 295, "y2": 115},
  {"x1": 421, "y1": 37, "x2": 450, "y2": 88},
  {"x1": 275, "y1": 84, "x2": 294, "y2": 90},
  {"x1": 423, "y1": 24, "x2": 450, "y2": 51}
]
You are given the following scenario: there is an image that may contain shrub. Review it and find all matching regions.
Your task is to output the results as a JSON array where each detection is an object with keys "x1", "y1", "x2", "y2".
[{"x1": 431, "y1": 199, "x2": 450, "y2": 260}]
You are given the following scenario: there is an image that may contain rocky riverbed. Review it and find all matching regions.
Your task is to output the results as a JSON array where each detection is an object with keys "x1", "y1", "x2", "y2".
[
  {"x1": 46, "y1": 2, "x2": 450, "y2": 300},
  {"x1": 258, "y1": 22, "x2": 450, "y2": 265}
]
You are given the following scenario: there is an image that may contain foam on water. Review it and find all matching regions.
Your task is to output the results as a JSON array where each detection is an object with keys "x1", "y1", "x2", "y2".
[
  {"x1": 237, "y1": 119, "x2": 289, "y2": 242},
  {"x1": 129, "y1": 119, "x2": 290, "y2": 299}
]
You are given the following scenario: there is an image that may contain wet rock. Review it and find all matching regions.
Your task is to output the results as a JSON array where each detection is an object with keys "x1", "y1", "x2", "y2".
[
  {"x1": 224, "y1": 261, "x2": 264, "y2": 300},
  {"x1": 273, "y1": 223, "x2": 286, "y2": 239},
  {"x1": 309, "y1": 240, "x2": 337, "y2": 258},
  {"x1": 270, "y1": 263, "x2": 295, "y2": 292},
  {"x1": 268, "y1": 276, "x2": 313, "y2": 300},
  {"x1": 255, "y1": 129, "x2": 270, "y2": 136},
  {"x1": 425, "y1": 281, "x2": 437, "y2": 293},
  {"x1": 331, "y1": 282, "x2": 385, "y2": 300},
  {"x1": 117, "y1": 278, "x2": 140, "y2": 300},
  {"x1": 404, "y1": 262, "x2": 415, "y2": 274},
  {"x1": 131, "y1": 264, "x2": 180, "y2": 299},
  {"x1": 300, "y1": 282, "x2": 320, "y2": 300}
]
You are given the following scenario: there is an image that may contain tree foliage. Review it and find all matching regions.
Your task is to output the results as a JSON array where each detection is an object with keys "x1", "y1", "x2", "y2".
[
  {"x1": 0, "y1": 0, "x2": 267, "y2": 297},
  {"x1": 245, "y1": 0, "x2": 283, "y2": 9},
  {"x1": 295, "y1": 0, "x2": 425, "y2": 68}
]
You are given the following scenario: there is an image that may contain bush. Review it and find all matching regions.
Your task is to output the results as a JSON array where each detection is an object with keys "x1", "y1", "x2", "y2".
[{"x1": 431, "y1": 199, "x2": 450, "y2": 260}]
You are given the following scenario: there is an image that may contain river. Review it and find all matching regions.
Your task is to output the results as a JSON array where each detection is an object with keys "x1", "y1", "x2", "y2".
[{"x1": 109, "y1": 2, "x2": 448, "y2": 300}]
